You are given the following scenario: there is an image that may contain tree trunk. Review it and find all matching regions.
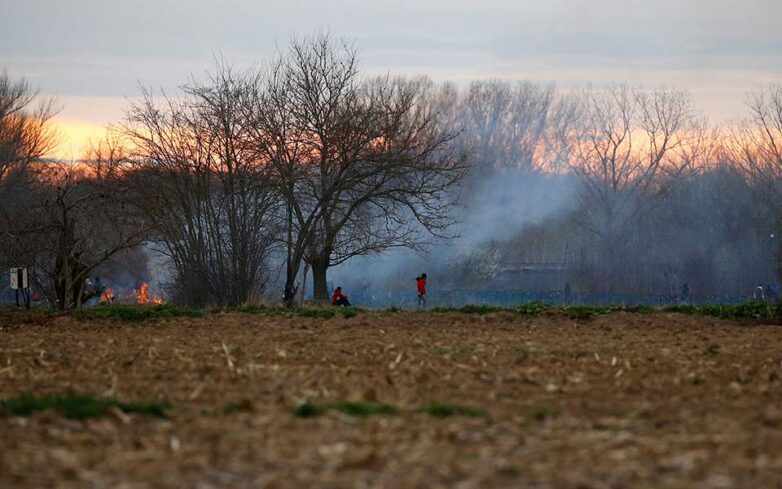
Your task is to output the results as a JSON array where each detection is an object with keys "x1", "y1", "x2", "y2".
[
  {"x1": 299, "y1": 262, "x2": 310, "y2": 304},
  {"x1": 311, "y1": 260, "x2": 329, "y2": 303},
  {"x1": 282, "y1": 198, "x2": 298, "y2": 307}
]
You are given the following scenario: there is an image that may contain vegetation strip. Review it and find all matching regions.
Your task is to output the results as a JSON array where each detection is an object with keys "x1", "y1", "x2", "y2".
[
  {"x1": 0, "y1": 393, "x2": 170, "y2": 420},
  {"x1": 431, "y1": 300, "x2": 781, "y2": 320},
  {"x1": 9, "y1": 300, "x2": 779, "y2": 323},
  {"x1": 70, "y1": 304, "x2": 205, "y2": 321}
]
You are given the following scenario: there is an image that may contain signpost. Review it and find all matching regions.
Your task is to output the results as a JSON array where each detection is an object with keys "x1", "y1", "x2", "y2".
[{"x1": 10, "y1": 267, "x2": 30, "y2": 309}]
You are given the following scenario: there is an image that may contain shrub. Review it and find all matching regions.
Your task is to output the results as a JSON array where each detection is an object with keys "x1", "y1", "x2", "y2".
[{"x1": 340, "y1": 307, "x2": 360, "y2": 319}]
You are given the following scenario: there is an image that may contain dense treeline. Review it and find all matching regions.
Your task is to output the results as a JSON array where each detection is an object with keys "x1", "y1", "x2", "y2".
[{"x1": 1, "y1": 33, "x2": 781, "y2": 308}]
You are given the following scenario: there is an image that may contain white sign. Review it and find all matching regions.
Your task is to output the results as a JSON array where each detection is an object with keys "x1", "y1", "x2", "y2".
[{"x1": 9, "y1": 268, "x2": 28, "y2": 290}]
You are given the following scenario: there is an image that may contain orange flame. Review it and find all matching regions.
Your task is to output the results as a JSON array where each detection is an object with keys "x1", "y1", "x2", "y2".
[
  {"x1": 134, "y1": 281, "x2": 164, "y2": 305},
  {"x1": 100, "y1": 288, "x2": 115, "y2": 303}
]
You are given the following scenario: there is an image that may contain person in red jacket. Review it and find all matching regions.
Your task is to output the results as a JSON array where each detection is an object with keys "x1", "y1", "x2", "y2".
[
  {"x1": 416, "y1": 273, "x2": 427, "y2": 308},
  {"x1": 331, "y1": 286, "x2": 351, "y2": 307}
]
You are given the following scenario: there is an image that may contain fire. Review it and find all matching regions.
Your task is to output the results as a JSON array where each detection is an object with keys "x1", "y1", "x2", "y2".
[
  {"x1": 133, "y1": 281, "x2": 165, "y2": 305},
  {"x1": 100, "y1": 288, "x2": 115, "y2": 303},
  {"x1": 137, "y1": 282, "x2": 149, "y2": 304}
]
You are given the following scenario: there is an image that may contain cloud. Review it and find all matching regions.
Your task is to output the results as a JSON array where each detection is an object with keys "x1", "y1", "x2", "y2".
[{"x1": 2, "y1": 0, "x2": 782, "y2": 135}]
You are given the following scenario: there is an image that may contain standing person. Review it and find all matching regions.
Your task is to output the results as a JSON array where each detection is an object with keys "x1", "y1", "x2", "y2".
[
  {"x1": 416, "y1": 273, "x2": 427, "y2": 309},
  {"x1": 331, "y1": 287, "x2": 351, "y2": 307},
  {"x1": 680, "y1": 282, "x2": 690, "y2": 304}
]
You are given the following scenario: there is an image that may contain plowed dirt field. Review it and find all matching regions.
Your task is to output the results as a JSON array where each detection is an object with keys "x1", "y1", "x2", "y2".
[{"x1": 1, "y1": 311, "x2": 781, "y2": 488}]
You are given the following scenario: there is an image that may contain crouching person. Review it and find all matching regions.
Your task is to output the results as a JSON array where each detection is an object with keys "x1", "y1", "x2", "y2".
[{"x1": 331, "y1": 287, "x2": 351, "y2": 307}]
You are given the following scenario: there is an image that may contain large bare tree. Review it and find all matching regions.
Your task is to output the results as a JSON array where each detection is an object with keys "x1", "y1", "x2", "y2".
[
  {"x1": 245, "y1": 33, "x2": 466, "y2": 303},
  {"x1": 123, "y1": 65, "x2": 280, "y2": 307}
]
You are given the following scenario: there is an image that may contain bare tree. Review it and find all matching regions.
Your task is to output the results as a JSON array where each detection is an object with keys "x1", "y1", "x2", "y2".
[
  {"x1": 566, "y1": 87, "x2": 708, "y2": 243},
  {"x1": 245, "y1": 32, "x2": 466, "y2": 303},
  {"x1": 0, "y1": 72, "x2": 58, "y2": 186},
  {"x1": 730, "y1": 85, "x2": 782, "y2": 281},
  {"x1": 19, "y1": 139, "x2": 148, "y2": 310},
  {"x1": 561, "y1": 85, "x2": 710, "y2": 290},
  {"x1": 123, "y1": 65, "x2": 280, "y2": 307},
  {"x1": 462, "y1": 80, "x2": 557, "y2": 175},
  {"x1": 0, "y1": 72, "x2": 59, "y2": 270}
]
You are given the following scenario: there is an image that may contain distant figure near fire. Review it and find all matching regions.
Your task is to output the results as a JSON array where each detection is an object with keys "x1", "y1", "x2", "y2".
[
  {"x1": 331, "y1": 287, "x2": 351, "y2": 307},
  {"x1": 416, "y1": 273, "x2": 427, "y2": 308}
]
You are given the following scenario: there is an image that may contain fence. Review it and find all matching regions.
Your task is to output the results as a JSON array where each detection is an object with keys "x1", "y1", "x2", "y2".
[{"x1": 345, "y1": 288, "x2": 755, "y2": 309}]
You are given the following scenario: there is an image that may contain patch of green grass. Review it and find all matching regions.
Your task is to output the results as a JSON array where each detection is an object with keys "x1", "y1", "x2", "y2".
[
  {"x1": 416, "y1": 403, "x2": 486, "y2": 417},
  {"x1": 562, "y1": 305, "x2": 627, "y2": 319},
  {"x1": 384, "y1": 305, "x2": 402, "y2": 313},
  {"x1": 662, "y1": 304, "x2": 697, "y2": 314},
  {"x1": 236, "y1": 304, "x2": 274, "y2": 314},
  {"x1": 435, "y1": 346, "x2": 450, "y2": 355},
  {"x1": 432, "y1": 304, "x2": 506, "y2": 315},
  {"x1": 296, "y1": 307, "x2": 336, "y2": 319},
  {"x1": 237, "y1": 305, "x2": 336, "y2": 319},
  {"x1": 340, "y1": 307, "x2": 360, "y2": 319},
  {"x1": 626, "y1": 304, "x2": 656, "y2": 314},
  {"x1": 331, "y1": 401, "x2": 397, "y2": 416},
  {"x1": 516, "y1": 301, "x2": 553, "y2": 315},
  {"x1": 426, "y1": 300, "x2": 782, "y2": 321},
  {"x1": 458, "y1": 304, "x2": 506, "y2": 315},
  {"x1": 292, "y1": 401, "x2": 328, "y2": 417},
  {"x1": 0, "y1": 393, "x2": 170, "y2": 420},
  {"x1": 293, "y1": 401, "x2": 397, "y2": 418},
  {"x1": 663, "y1": 301, "x2": 778, "y2": 320},
  {"x1": 72, "y1": 304, "x2": 203, "y2": 321}
]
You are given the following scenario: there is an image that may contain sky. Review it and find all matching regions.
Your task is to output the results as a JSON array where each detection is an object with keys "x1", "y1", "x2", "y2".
[{"x1": 1, "y1": 0, "x2": 781, "y2": 159}]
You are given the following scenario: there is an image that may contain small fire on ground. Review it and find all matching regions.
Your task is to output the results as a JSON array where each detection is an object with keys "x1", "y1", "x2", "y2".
[
  {"x1": 134, "y1": 282, "x2": 165, "y2": 305},
  {"x1": 100, "y1": 288, "x2": 115, "y2": 303},
  {"x1": 98, "y1": 281, "x2": 163, "y2": 305}
]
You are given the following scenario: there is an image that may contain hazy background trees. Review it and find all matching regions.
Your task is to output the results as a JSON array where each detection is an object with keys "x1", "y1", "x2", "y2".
[
  {"x1": 729, "y1": 85, "x2": 782, "y2": 282},
  {"x1": 0, "y1": 72, "x2": 58, "y2": 259},
  {"x1": 559, "y1": 86, "x2": 712, "y2": 292},
  {"x1": 4, "y1": 35, "x2": 782, "y2": 308}
]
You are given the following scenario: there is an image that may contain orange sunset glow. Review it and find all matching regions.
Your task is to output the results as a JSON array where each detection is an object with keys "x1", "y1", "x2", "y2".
[{"x1": 49, "y1": 119, "x2": 107, "y2": 159}]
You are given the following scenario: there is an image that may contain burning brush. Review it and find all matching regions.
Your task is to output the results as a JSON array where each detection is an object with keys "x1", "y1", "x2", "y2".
[
  {"x1": 97, "y1": 281, "x2": 164, "y2": 305},
  {"x1": 99, "y1": 288, "x2": 115, "y2": 304},
  {"x1": 133, "y1": 281, "x2": 164, "y2": 305}
]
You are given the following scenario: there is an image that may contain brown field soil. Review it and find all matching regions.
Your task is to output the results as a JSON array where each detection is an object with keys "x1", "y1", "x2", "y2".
[{"x1": 1, "y1": 310, "x2": 782, "y2": 488}]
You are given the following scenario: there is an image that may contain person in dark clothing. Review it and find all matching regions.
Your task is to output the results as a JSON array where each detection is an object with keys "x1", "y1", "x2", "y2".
[
  {"x1": 416, "y1": 273, "x2": 427, "y2": 308},
  {"x1": 331, "y1": 287, "x2": 351, "y2": 307},
  {"x1": 680, "y1": 283, "x2": 690, "y2": 304}
]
